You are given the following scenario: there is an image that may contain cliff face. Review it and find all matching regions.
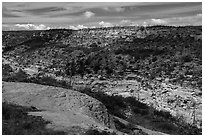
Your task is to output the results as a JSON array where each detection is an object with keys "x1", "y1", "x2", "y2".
[{"x1": 2, "y1": 82, "x2": 115, "y2": 130}]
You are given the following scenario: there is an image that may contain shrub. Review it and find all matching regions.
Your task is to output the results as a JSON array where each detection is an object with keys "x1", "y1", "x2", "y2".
[
  {"x1": 85, "y1": 128, "x2": 115, "y2": 135},
  {"x1": 3, "y1": 68, "x2": 30, "y2": 82},
  {"x1": 77, "y1": 86, "x2": 127, "y2": 118},
  {"x1": 154, "y1": 110, "x2": 172, "y2": 119},
  {"x1": 181, "y1": 54, "x2": 193, "y2": 62},
  {"x1": 155, "y1": 122, "x2": 176, "y2": 132},
  {"x1": 31, "y1": 75, "x2": 71, "y2": 89},
  {"x1": 125, "y1": 97, "x2": 149, "y2": 109}
]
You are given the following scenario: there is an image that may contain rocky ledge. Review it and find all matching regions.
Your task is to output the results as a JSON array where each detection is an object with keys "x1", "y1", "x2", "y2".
[{"x1": 2, "y1": 82, "x2": 115, "y2": 132}]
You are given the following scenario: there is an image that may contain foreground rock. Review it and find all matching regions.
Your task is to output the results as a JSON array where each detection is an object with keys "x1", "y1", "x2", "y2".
[{"x1": 2, "y1": 82, "x2": 115, "y2": 133}]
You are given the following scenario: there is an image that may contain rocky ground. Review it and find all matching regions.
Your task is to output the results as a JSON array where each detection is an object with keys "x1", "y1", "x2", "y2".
[
  {"x1": 73, "y1": 75, "x2": 202, "y2": 128},
  {"x1": 2, "y1": 64, "x2": 202, "y2": 134},
  {"x1": 2, "y1": 26, "x2": 202, "y2": 135},
  {"x1": 3, "y1": 81, "x2": 171, "y2": 135},
  {"x1": 2, "y1": 82, "x2": 116, "y2": 134}
]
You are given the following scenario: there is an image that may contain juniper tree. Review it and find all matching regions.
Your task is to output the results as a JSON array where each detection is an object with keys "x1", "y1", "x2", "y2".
[{"x1": 65, "y1": 59, "x2": 76, "y2": 86}]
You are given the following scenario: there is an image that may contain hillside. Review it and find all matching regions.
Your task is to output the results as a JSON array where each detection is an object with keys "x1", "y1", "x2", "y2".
[
  {"x1": 3, "y1": 26, "x2": 202, "y2": 89},
  {"x1": 2, "y1": 25, "x2": 202, "y2": 134}
]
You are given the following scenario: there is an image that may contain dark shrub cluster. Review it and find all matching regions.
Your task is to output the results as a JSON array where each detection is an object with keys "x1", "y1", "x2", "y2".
[{"x1": 2, "y1": 102, "x2": 66, "y2": 135}]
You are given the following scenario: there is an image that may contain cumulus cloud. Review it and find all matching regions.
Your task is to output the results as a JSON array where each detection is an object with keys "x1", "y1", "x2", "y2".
[
  {"x1": 68, "y1": 24, "x2": 88, "y2": 30},
  {"x1": 83, "y1": 11, "x2": 95, "y2": 18},
  {"x1": 99, "y1": 21, "x2": 113, "y2": 27},
  {"x1": 2, "y1": 24, "x2": 13, "y2": 31},
  {"x1": 115, "y1": 7, "x2": 125, "y2": 12},
  {"x1": 165, "y1": 15, "x2": 202, "y2": 26},
  {"x1": 68, "y1": 25, "x2": 78, "y2": 30},
  {"x1": 119, "y1": 20, "x2": 133, "y2": 26},
  {"x1": 15, "y1": 24, "x2": 50, "y2": 30},
  {"x1": 103, "y1": 7, "x2": 125, "y2": 12},
  {"x1": 76, "y1": 25, "x2": 88, "y2": 29},
  {"x1": 151, "y1": 19, "x2": 167, "y2": 25},
  {"x1": 103, "y1": 7, "x2": 109, "y2": 11},
  {"x1": 2, "y1": 24, "x2": 9, "y2": 27},
  {"x1": 197, "y1": 13, "x2": 202, "y2": 17},
  {"x1": 120, "y1": 20, "x2": 131, "y2": 24},
  {"x1": 142, "y1": 21, "x2": 148, "y2": 27},
  {"x1": 119, "y1": 20, "x2": 140, "y2": 26}
]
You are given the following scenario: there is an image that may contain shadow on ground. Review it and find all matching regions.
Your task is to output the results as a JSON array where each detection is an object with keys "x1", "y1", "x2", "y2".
[
  {"x1": 2, "y1": 102, "x2": 67, "y2": 135},
  {"x1": 2, "y1": 72, "x2": 202, "y2": 135},
  {"x1": 2, "y1": 102, "x2": 116, "y2": 135},
  {"x1": 76, "y1": 86, "x2": 202, "y2": 135}
]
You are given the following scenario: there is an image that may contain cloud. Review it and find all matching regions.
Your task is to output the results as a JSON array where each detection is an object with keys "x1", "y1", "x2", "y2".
[
  {"x1": 115, "y1": 7, "x2": 125, "y2": 12},
  {"x1": 119, "y1": 20, "x2": 132, "y2": 26},
  {"x1": 2, "y1": 6, "x2": 21, "y2": 17},
  {"x1": 76, "y1": 25, "x2": 88, "y2": 29},
  {"x1": 151, "y1": 19, "x2": 167, "y2": 24},
  {"x1": 83, "y1": 11, "x2": 95, "y2": 18},
  {"x1": 197, "y1": 13, "x2": 202, "y2": 16},
  {"x1": 99, "y1": 21, "x2": 113, "y2": 27},
  {"x1": 143, "y1": 21, "x2": 148, "y2": 27},
  {"x1": 3, "y1": 2, "x2": 202, "y2": 30},
  {"x1": 68, "y1": 24, "x2": 88, "y2": 30},
  {"x1": 2, "y1": 24, "x2": 9, "y2": 27},
  {"x1": 103, "y1": 7, "x2": 109, "y2": 11},
  {"x1": 120, "y1": 19, "x2": 131, "y2": 24},
  {"x1": 68, "y1": 25, "x2": 78, "y2": 30},
  {"x1": 103, "y1": 7, "x2": 125, "y2": 12},
  {"x1": 25, "y1": 7, "x2": 67, "y2": 15},
  {"x1": 15, "y1": 24, "x2": 50, "y2": 30},
  {"x1": 165, "y1": 14, "x2": 202, "y2": 26},
  {"x1": 144, "y1": 14, "x2": 202, "y2": 26}
]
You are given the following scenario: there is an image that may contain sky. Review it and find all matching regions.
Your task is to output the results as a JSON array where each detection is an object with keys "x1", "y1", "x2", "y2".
[{"x1": 2, "y1": 2, "x2": 202, "y2": 30}]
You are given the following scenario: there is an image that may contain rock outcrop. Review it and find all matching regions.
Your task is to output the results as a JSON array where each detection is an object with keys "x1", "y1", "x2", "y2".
[{"x1": 2, "y1": 82, "x2": 115, "y2": 131}]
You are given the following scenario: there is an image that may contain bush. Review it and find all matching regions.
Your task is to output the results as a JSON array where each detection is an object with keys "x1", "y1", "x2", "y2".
[
  {"x1": 77, "y1": 86, "x2": 127, "y2": 118},
  {"x1": 125, "y1": 97, "x2": 149, "y2": 109},
  {"x1": 85, "y1": 128, "x2": 116, "y2": 135},
  {"x1": 2, "y1": 68, "x2": 31, "y2": 83},
  {"x1": 154, "y1": 110, "x2": 172, "y2": 119},
  {"x1": 2, "y1": 64, "x2": 13, "y2": 76},
  {"x1": 181, "y1": 54, "x2": 193, "y2": 62},
  {"x1": 155, "y1": 122, "x2": 176, "y2": 132},
  {"x1": 31, "y1": 75, "x2": 72, "y2": 89}
]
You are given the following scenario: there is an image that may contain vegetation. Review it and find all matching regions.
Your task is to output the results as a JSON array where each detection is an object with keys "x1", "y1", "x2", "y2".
[
  {"x1": 2, "y1": 102, "x2": 117, "y2": 135},
  {"x1": 2, "y1": 25, "x2": 202, "y2": 134},
  {"x1": 3, "y1": 26, "x2": 201, "y2": 89},
  {"x1": 2, "y1": 102, "x2": 66, "y2": 135},
  {"x1": 84, "y1": 128, "x2": 116, "y2": 135},
  {"x1": 77, "y1": 86, "x2": 202, "y2": 135}
]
